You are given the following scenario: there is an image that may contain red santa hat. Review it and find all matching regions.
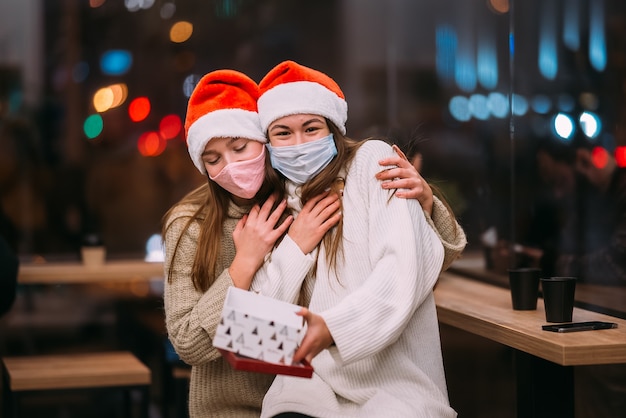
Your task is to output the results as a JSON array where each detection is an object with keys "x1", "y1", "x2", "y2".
[
  {"x1": 184, "y1": 69, "x2": 266, "y2": 174},
  {"x1": 257, "y1": 61, "x2": 348, "y2": 135}
]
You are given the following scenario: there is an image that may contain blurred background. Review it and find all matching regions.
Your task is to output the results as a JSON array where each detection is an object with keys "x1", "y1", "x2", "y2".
[
  {"x1": 1, "y1": 0, "x2": 625, "y2": 417},
  {"x1": 1, "y1": 0, "x2": 625, "y2": 268}
]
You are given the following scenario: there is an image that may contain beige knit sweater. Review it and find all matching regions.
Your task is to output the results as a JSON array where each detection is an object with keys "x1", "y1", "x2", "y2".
[{"x1": 163, "y1": 202, "x2": 275, "y2": 417}]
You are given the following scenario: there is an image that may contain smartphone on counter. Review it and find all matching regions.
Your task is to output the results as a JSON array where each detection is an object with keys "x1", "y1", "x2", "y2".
[{"x1": 542, "y1": 321, "x2": 618, "y2": 333}]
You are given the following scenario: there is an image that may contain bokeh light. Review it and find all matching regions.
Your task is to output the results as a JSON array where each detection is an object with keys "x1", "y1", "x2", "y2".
[
  {"x1": 591, "y1": 146, "x2": 609, "y2": 169},
  {"x1": 553, "y1": 113, "x2": 575, "y2": 140},
  {"x1": 160, "y1": 2, "x2": 176, "y2": 19},
  {"x1": 100, "y1": 50, "x2": 133, "y2": 76},
  {"x1": 183, "y1": 74, "x2": 201, "y2": 98},
  {"x1": 125, "y1": 0, "x2": 154, "y2": 12},
  {"x1": 449, "y1": 96, "x2": 471, "y2": 122},
  {"x1": 93, "y1": 88, "x2": 114, "y2": 112},
  {"x1": 531, "y1": 94, "x2": 552, "y2": 114},
  {"x1": 129, "y1": 97, "x2": 151, "y2": 122},
  {"x1": 84, "y1": 114, "x2": 104, "y2": 139},
  {"x1": 589, "y1": 0, "x2": 607, "y2": 72},
  {"x1": 159, "y1": 114, "x2": 182, "y2": 139},
  {"x1": 579, "y1": 111, "x2": 601, "y2": 139},
  {"x1": 557, "y1": 94, "x2": 575, "y2": 112},
  {"x1": 469, "y1": 94, "x2": 490, "y2": 120},
  {"x1": 579, "y1": 92, "x2": 599, "y2": 110},
  {"x1": 109, "y1": 83, "x2": 129, "y2": 108},
  {"x1": 93, "y1": 83, "x2": 128, "y2": 112},
  {"x1": 488, "y1": 0, "x2": 509, "y2": 14},
  {"x1": 145, "y1": 234, "x2": 164, "y2": 262},
  {"x1": 511, "y1": 94, "x2": 529, "y2": 116},
  {"x1": 436, "y1": 24, "x2": 457, "y2": 86},
  {"x1": 488, "y1": 92, "x2": 509, "y2": 118},
  {"x1": 615, "y1": 146, "x2": 626, "y2": 167},
  {"x1": 137, "y1": 131, "x2": 166, "y2": 156},
  {"x1": 170, "y1": 21, "x2": 193, "y2": 43}
]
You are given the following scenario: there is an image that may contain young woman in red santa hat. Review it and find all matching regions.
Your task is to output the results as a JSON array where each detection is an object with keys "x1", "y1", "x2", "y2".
[
  {"x1": 162, "y1": 68, "x2": 464, "y2": 417},
  {"x1": 256, "y1": 61, "x2": 462, "y2": 418}
]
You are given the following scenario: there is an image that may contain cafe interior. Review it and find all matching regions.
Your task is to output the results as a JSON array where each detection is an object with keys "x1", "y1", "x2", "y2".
[{"x1": 1, "y1": 0, "x2": 625, "y2": 417}]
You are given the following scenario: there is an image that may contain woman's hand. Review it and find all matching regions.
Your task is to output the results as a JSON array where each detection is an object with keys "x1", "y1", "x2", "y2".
[
  {"x1": 293, "y1": 307, "x2": 334, "y2": 364},
  {"x1": 288, "y1": 191, "x2": 342, "y2": 254},
  {"x1": 376, "y1": 145, "x2": 434, "y2": 217},
  {"x1": 230, "y1": 194, "x2": 293, "y2": 288}
]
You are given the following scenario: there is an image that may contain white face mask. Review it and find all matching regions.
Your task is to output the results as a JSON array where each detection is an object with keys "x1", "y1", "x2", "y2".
[
  {"x1": 209, "y1": 146, "x2": 266, "y2": 199},
  {"x1": 267, "y1": 134, "x2": 338, "y2": 184}
]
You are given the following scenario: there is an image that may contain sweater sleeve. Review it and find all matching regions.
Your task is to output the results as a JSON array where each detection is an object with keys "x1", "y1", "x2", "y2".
[
  {"x1": 163, "y1": 213, "x2": 235, "y2": 366},
  {"x1": 250, "y1": 234, "x2": 317, "y2": 304},
  {"x1": 426, "y1": 196, "x2": 467, "y2": 271},
  {"x1": 321, "y1": 141, "x2": 445, "y2": 364}
]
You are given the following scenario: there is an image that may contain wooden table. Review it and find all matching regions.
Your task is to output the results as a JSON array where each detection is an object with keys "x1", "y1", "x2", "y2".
[
  {"x1": 2, "y1": 351, "x2": 151, "y2": 417},
  {"x1": 434, "y1": 272, "x2": 626, "y2": 417},
  {"x1": 18, "y1": 259, "x2": 164, "y2": 285}
]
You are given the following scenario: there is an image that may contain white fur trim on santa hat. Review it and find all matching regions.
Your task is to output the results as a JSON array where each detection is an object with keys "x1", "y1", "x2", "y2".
[
  {"x1": 187, "y1": 108, "x2": 266, "y2": 174},
  {"x1": 258, "y1": 81, "x2": 348, "y2": 135}
]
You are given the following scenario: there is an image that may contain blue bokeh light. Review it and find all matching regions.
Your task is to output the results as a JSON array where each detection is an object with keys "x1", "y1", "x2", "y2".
[
  {"x1": 488, "y1": 92, "x2": 509, "y2": 119},
  {"x1": 531, "y1": 95, "x2": 552, "y2": 114},
  {"x1": 469, "y1": 94, "x2": 490, "y2": 120},
  {"x1": 449, "y1": 96, "x2": 471, "y2": 122},
  {"x1": 100, "y1": 50, "x2": 133, "y2": 76}
]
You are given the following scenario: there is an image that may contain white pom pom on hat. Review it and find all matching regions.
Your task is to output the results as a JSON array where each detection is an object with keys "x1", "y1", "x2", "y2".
[
  {"x1": 257, "y1": 60, "x2": 348, "y2": 135},
  {"x1": 184, "y1": 69, "x2": 266, "y2": 174}
]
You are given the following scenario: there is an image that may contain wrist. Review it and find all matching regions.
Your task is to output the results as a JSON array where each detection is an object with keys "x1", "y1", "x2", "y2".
[
  {"x1": 287, "y1": 232, "x2": 313, "y2": 255},
  {"x1": 229, "y1": 256, "x2": 259, "y2": 289}
]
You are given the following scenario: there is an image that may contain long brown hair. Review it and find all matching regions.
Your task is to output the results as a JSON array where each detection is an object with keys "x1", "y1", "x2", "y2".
[
  {"x1": 296, "y1": 121, "x2": 365, "y2": 271},
  {"x1": 162, "y1": 149, "x2": 284, "y2": 292}
]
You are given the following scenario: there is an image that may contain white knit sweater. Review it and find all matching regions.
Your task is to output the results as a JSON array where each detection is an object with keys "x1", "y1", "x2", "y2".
[{"x1": 259, "y1": 140, "x2": 457, "y2": 418}]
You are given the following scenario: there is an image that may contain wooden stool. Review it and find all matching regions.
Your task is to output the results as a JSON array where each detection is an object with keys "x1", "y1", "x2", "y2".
[{"x1": 2, "y1": 351, "x2": 151, "y2": 418}]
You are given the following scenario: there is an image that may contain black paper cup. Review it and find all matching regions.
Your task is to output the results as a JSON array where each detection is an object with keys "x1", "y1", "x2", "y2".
[
  {"x1": 508, "y1": 268, "x2": 541, "y2": 310},
  {"x1": 541, "y1": 277, "x2": 577, "y2": 323}
]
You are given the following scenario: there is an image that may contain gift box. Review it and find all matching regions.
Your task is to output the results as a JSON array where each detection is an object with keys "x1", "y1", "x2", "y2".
[
  {"x1": 213, "y1": 287, "x2": 305, "y2": 366},
  {"x1": 217, "y1": 349, "x2": 313, "y2": 378}
]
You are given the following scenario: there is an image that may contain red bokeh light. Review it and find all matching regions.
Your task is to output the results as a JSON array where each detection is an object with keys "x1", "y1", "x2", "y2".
[
  {"x1": 128, "y1": 97, "x2": 151, "y2": 122},
  {"x1": 159, "y1": 114, "x2": 182, "y2": 139},
  {"x1": 615, "y1": 146, "x2": 626, "y2": 168},
  {"x1": 591, "y1": 146, "x2": 609, "y2": 169},
  {"x1": 137, "y1": 131, "x2": 166, "y2": 157}
]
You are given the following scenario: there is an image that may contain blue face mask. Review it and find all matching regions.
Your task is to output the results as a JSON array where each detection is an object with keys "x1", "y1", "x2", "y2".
[{"x1": 267, "y1": 134, "x2": 338, "y2": 184}]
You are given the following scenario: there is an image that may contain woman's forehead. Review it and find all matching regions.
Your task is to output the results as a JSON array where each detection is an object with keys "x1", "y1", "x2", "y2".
[
  {"x1": 271, "y1": 113, "x2": 326, "y2": 127},
  {"x1": 203, "y1": 137, "x2": 257, "y2": 152}
]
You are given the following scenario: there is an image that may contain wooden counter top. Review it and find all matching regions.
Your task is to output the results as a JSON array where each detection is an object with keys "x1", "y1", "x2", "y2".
[
  {"x1": 434, "y1": 272, "x2": 626, "y2": 366},
  {"x1": 449, "y1": 251, "x2": 626, "y2": 318},
  {"x1": 18, "y1": 259, "x2": 164, "y2": 284}
]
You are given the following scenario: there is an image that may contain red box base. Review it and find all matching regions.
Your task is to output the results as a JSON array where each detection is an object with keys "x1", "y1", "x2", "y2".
[{"x1": 218, "y1": 349, "x2": 313, "y2": 378}]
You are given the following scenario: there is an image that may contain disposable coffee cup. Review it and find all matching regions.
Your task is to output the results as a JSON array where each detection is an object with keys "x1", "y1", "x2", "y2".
[
  {"x1": 541, "y1": 277, "x2": 577, "y2": 322},
  {"x1": 508, "y1": 268, "x2": 541, "y2": 310},
  {"x1": 81, "y1": 246, "x2": 106, "y2": 267},
  {"x1": 81, "y1": 233, "x2": 106, "y2": 267}
]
